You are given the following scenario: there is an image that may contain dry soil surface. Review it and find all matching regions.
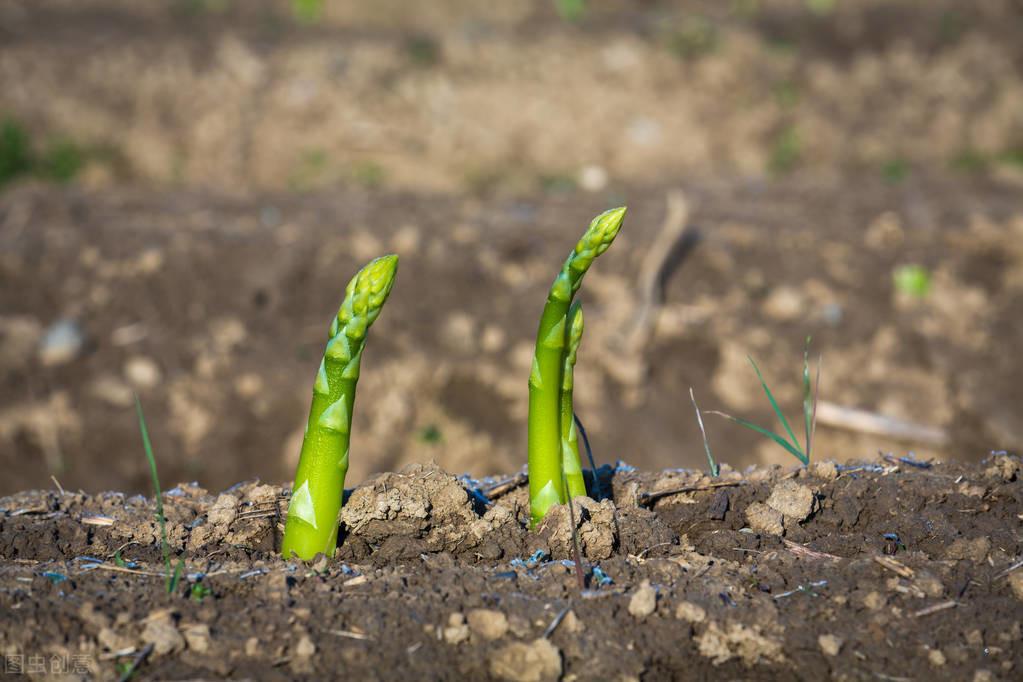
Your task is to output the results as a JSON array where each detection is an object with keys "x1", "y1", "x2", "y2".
[{"x1": 1, "y1": 456, "x2": 1022, "y2": 680}]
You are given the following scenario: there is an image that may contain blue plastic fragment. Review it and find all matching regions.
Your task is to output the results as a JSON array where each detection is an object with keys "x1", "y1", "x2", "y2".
[
  {"x1": 41, "y1": 571, "x2": 67, "y2": 584},
  {"x1": 238, "y1": 568, "x2": 268, "y2": 580},
  {"x1": 74, "y1": 556, "x2": 104, "y2": 564},
  {"x1": 836, "y1": 463, "x2": 885, "y2": 473},
  {"x1": 591, "y1": 566, "x2": 612, "y2": 586},
  {"x1": 340, "y1": 564, "x2": 359, "y2": 577},
  {"x1": 457, "y1": 475, "x2": 492, "y2": 506},
  {"x1": 614, "y1": 461, "x2": 637, "y2": 473},
  {"x1": 510, "y1": 550, "x2": 549, "y2": 570},
  {"x1": 896, "y1": 453, "x2": 932, "y2": 469}
]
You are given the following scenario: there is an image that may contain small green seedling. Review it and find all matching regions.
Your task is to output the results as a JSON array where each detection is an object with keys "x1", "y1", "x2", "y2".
[
  {"x1": 134, "y1": 395, "x2": 184, "y2": 593},
  {"x1": 893, "y1": 264, "x2": 931, "y2": 298},
  {"x1": 528, "y1": 207, "x2": 626, "y2": 525},
  {"x1": 281, "y1": 255, "x2": 399, "y2": 560},
  {"x1": 553, "y1": 0, "x2": 587, "y2": 22},
  {"x1": 709, "y1": 339, "x2": 821, "y2": 465},
  {"x1": 190, "y1": 582, "x2": 212, "y2": 602}
]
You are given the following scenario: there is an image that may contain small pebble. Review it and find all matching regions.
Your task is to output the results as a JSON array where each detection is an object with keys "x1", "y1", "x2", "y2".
[
  {"x1": 811, "y1": 461, "x2": 839, "y2": 480},
  {"x1": 766, "y1": 480, "x2": 817, "y2": 522},
  {"x1": 1007, "y1": 571, "x2": 1023, "y2": 601},
  {"x1": 746, "y1": 501, "x2": 785, "y2": 536},
  {"x1": 183, "y1": 623, "x2": 211, "y2": 653},
  {"x1": 294, "y1": 635, "x2": 316, "y2": 658},
  {"x1": 628, "y1": 580, "x2": 658, "y2": 619},
  {"x1": 443, "y1": 613, "x2": 470, "y2": 645},
  {"x1": 863, "y1": 591, "x2": 886, "y2": 611},
  {"x1": 125, "y1": 356, "x2": 161, "y2": 388},
  {"x1": 141, "y1": 610, "x2": 185, "y2": 656},
  {"x1": 818, "y1": 634, "x2": 843, "y2": 657},
  {"x1": 38, "y1": 318, "x2": 84, "y2": 366},
  {"x1": 578, "y1": 164, "x2": 608, "y2": 192},
  {"x1": 675, "y1": 601, "x2": 707, "y2": 624},
  {"x1": 208, "y1": 494, "x2": 239, "y2": 527},
  {"x1": 489, "y1": 639, "x2": 562, "y2": 682},
  {"x1": 467, "y1": 609, "x2": 508, "y2": 640}
]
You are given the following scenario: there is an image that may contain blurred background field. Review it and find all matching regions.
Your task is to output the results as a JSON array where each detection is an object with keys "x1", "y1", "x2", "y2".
[{"x1": 1, "y1": 0, "x2": 1022, "y2": 495}]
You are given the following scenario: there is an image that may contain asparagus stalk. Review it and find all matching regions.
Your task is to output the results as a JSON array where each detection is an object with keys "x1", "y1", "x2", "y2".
[
  {"x1": 528, "y1": 207, "x2": 626, "y2": 525},
  {"x1": 560, "y1": 301, "x2": 587, "y2": 499},
  {"x1": 281, "y1": 254, "x2": 399, "y2": 560}
]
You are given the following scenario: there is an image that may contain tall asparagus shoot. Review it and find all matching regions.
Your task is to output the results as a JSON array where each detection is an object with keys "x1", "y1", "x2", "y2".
[
  {"x1": 560, "y1": 301, "x2": 587, "y2": 499},
  {"x1": 528, "y1": 207, "x2": 626, "y2": 525},
  {"x1": 281, "y1": 254, "x2": 399, "y2": 560}
]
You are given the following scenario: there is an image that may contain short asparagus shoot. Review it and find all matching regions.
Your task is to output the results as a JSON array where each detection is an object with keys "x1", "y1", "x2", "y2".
[
  {"x1": 281, "y1": 255, "x2": 399, "y2": 560},
  {"x1": 528, "y1": 207, "x2": 626, "y2": 525}
]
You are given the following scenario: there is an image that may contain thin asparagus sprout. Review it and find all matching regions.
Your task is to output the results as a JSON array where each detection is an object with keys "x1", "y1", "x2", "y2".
[
  {"x1": 528, "y1": 207, "x2": 625, "y2": 525},
  {"x1": 281, "y1": 254, "x2": 399, "y2": 560},
  {"x1": 560, "y1": 301, "x2": 587, "y2": 498}
]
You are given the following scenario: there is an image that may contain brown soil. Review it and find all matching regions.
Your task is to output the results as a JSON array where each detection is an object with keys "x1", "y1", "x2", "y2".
[
  {"x1": 3, "y1": 3, "x2": 1022, "y2": 679},
  {"x1": 3, "y1": 177, "x2": 1023, "y2": 497},
  {"x1": 4, "y1": 1, "x2": 1023, "y2": 498},
  {"x1": 2, "y1": 456, "x2": 1021, "y2": 680}
]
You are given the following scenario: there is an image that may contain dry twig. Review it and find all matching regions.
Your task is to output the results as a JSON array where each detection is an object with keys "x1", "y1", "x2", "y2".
[
  {"x1": 815, "y1": 401, "x2": 948, "y2": 447},
  {"x1": 783, "y1": 539, "x2": 841, "y2": 562}
]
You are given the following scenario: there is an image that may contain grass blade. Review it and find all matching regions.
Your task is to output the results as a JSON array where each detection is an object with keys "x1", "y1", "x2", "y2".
[
  {"x1": 134, "y1": 395, "x2": 173, "y2": 592},
  {"x1": 168, "y1": 557, "x2": 185, "y2": 594},
  {"x1": 689, "y1": 388, "x2": 719, "y2": 477},
  {"x1": 809, "y1": 354, "x2": 821, "y2": 461},
  {"x1": 802, "y1": 338, "x2": 813, "y2": 460},
  {"x1": 706, "y1": 410, "x2": 808, "y2": 464},
  {"x1": 748, "y1": 356, "x2": 802, "y2": 455}
]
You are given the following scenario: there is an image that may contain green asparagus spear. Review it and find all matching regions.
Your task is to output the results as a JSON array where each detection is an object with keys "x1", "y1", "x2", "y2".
[
  {"x1": 560, "y1": 301, "x2": 587, "y2": 499},
  {"x1": 528, "y1": 207, "x2": 625, "y2": 525},
  {"x1": 282, "y1": 254, "x2": 398, "y2": 560}
]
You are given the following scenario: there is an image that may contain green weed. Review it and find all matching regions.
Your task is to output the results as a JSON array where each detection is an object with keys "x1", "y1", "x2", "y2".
[
  {"x1": 881, "y1": 159, "x2": 909, "y2": 184},
  {"x1": 892, "y1": 264, "x2": 931, "y2": 298},
  {"x1": 134, "y1": 396, "x2": 184, "y2": 593},
  {"x1": 0, "y1": 118, "x2": 32, "y2": 186},
  {"x1": 291, "y1": 0, "x2": 324, "y2": 24},
  {"x1": 554, "y1": 0, "x2": 587, "y2": 22},
  {"x1": 0, "y1": 117, "x2": 89, "y2": 187},
  {"x1": 709, "y1": 339, "x2": 820, "y2": 465},
  {"x1": 769, "y1": 126, "x2": 802, "y2": 175}
]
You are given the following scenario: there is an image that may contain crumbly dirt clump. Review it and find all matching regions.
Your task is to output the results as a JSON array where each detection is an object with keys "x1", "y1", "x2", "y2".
[{"x1": 1, "y1": 455, "x2": 1021, "y2": 680}]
